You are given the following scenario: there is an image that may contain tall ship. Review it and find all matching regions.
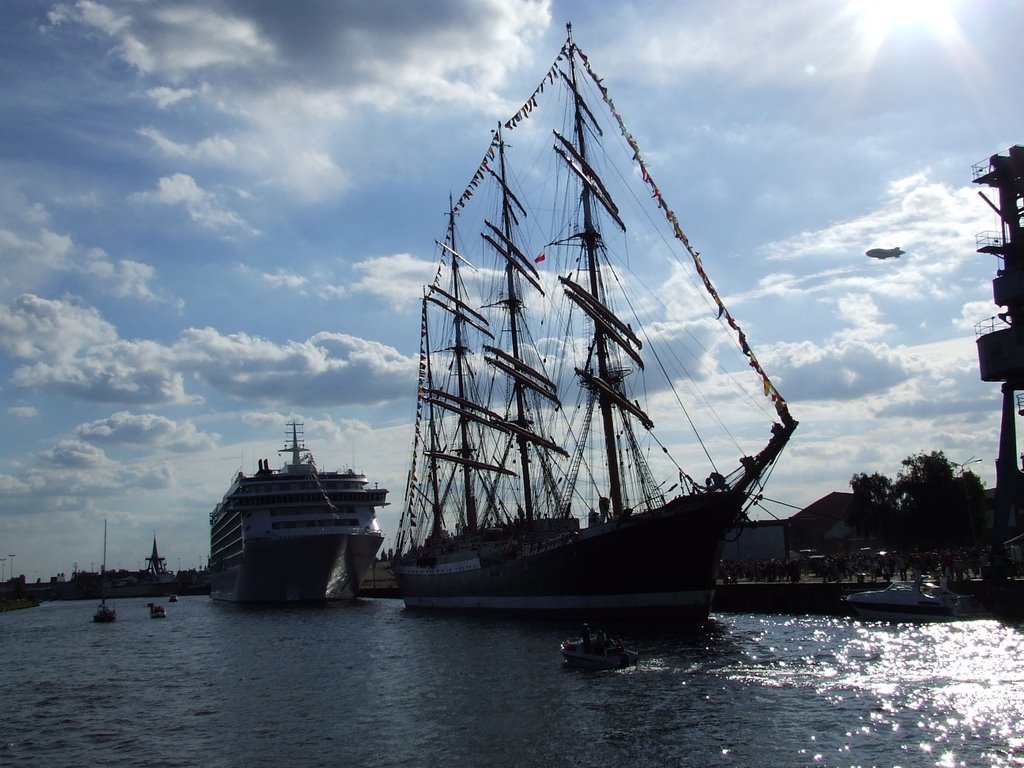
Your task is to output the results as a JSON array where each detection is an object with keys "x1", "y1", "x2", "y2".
[
  {"x1": 393, "y1": 25, "x2": 796, "y2": 621},
  {"x1": 209, "y1": 422, "x2": 387, "y2": 602}
]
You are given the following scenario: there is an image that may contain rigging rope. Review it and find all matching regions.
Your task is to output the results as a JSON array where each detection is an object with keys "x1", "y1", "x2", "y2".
[
  {"x1": 571, "y1": 43, "x2": 794, "y2": 427},
  {"x1": 449, "y1": 35, "x2": 793, "y2": 428}
]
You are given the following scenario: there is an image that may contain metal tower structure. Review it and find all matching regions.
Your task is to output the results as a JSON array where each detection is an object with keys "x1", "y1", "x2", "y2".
[{"x1": 974, "y1": 145, "x2": 1024, "y2": 574}]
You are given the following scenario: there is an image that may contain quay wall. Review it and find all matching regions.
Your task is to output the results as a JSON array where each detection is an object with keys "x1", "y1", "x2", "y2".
[
  {"x1": 358, "y1": 563, "x2": 1024, "y2": 620},
  {"x1": 713, "y1": 578, "x2": 1024, "y2": 620},
  {"x1": 713, "y1": 581, "x2": 861, "y2": 617}
]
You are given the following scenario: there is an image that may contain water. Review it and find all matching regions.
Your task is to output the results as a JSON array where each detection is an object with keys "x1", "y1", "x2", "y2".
[{"x1": 2, "y1": 597, "x2": 1023, "y2": 768}]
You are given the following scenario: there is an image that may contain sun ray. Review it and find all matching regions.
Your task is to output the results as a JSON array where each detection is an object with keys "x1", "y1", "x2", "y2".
[{"x1": 851, "y1": 0, "x2": 958, "y2": 41}]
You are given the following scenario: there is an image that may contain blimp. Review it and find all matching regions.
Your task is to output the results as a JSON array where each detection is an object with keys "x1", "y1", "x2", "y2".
[{"x1": 866, "y1": 247, "x2": 904, "y2": 260}]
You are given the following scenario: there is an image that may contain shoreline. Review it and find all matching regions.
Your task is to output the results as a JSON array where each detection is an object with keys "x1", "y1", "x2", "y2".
[{"x1": 0, "y1": 597, "x2": 39, "y2": 613}]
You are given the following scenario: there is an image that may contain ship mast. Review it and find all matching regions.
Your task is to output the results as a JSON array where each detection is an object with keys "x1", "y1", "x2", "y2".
[
  {"x1": 421, "y1": 295, "x2": 445, "y2": 542},
  {"x1": 279, "y1": 421, "x2": 305, "y2": 468},
  {"x1": 448, "y1": 203, "x2": 481, "y2": 533},
  {"x1": 567, "y1": 23, "x2": 626, "y2": 518},
  {"x1": 496, "y1": 128, "x2": 536, "y2": 524}
]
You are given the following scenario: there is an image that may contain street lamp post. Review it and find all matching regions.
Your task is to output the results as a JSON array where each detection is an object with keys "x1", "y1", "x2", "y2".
[
  {"x1": 8, "y1": 554, "x2": 14, "y2": 582},
  {"x1": 1, "y1": 557, "x2": 6, "y2": 583},
  {"x1": 958, "y1": 458, "x2": 983, "y2": 545}
]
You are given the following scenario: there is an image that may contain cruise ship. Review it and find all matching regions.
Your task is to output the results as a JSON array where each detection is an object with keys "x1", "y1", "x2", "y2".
[{"x1": 209, "y1": 422, "x2": 387, "y2": 603}]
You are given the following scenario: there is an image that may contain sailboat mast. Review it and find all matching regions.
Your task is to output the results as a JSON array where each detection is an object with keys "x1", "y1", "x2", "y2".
[
  {"x1": 567, "y1": 24, "x2": 626, "y2": 517},
  {"x1": 495, "y1": 128, "x2": 537, "y2": 525}
]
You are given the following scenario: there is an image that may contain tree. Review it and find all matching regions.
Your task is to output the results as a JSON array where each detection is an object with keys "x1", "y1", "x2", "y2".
[
  {"x1": 848, "y1": 451, "x2": 986, "y2": 551},
  {"x1": 849, "y1": 472, "x2": 897, "y2": 542},
  {"x1": 959, "y1": 467, "x2": 987, "y2": 546},
  {"x1": 894, "y1": 451, "x2": 986, "y2": 549}
]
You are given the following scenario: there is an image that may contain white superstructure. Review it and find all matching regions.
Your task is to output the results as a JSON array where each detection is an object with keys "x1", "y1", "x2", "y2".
[{"x1": 209, "y1": 422, "x2": 386, "y2": 602}]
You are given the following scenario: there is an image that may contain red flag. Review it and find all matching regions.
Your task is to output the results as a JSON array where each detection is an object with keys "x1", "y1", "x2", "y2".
[{"x1": 534, "y1": 252, "x2": 546, "y2": 263}]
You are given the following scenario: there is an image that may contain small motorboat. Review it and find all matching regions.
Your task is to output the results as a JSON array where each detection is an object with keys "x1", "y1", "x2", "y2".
[
  {"x1": 845, "y1": 574, "x2": 991, "y2": 623},
  {"x1": 147, "y1": 602, "x2": 167, "y2": 618},
  {"x1": 93, "y1": 600, "x2": 116, "y2": 623},
  {"x1": 560, "y1": 629, "x2": 638, "y2": 670},
  {"x1": 168, "y1": 594, "x2": 178, "y2": 603}
]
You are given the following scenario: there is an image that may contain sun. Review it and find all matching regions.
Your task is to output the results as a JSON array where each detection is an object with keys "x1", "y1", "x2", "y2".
[{"x1": 850, "y1": 0, "x2": 958, "y2": 41}]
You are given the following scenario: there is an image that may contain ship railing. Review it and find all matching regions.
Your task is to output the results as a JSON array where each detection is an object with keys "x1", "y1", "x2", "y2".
[
  {"x1": 971, "y1": 146, "x2": 1022, "y2": 181},
  {"x1": 975, "y1": 315, "x2": 1008, "y2": 338},
  {"x1": 976, "y1": 231, "x2": 1005, "y2": 251},
  {"x1": 972, "y1": 157, "x2": 994, "y2": 181},
  {"x1": 521, "y1": 530, "x2": 579, "y2": 557}
]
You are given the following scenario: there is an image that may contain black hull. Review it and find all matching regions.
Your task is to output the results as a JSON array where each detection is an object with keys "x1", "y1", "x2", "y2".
[
  {"x1": 395, "y1": 492, "x2": 740, "y2": 621},
  {"x1": 210, "y1": 533, "x2": 383, "y2": 603}
]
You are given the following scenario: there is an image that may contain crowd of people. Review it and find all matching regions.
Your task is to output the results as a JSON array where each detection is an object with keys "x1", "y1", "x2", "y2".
[{"x1": 719, "y1": 546, "x2": 1017, "y2": 585}]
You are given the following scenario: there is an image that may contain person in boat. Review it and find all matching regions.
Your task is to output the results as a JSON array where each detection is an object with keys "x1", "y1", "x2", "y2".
[{"x1": 581, "y1": 623, "x2": 592, "y2": 652}]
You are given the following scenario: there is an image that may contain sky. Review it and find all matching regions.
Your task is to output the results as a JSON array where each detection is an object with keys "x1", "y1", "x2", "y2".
[{"x1": 1, "y1": 0, "x2": 1022, "y2": 582}]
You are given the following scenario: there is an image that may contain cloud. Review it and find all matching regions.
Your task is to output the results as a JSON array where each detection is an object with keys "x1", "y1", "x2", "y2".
[
  {"x1": 7, "y1": 406, "x2": 38, "y2": 418},
  {"x1": 0, "y1": 190, "x2": 162, "y2": 302},
  {"x1": 280, "y1": 150, "x2": 351, "y2": 201},
  {"x1": 259, "y1": 270, "x2": 307, "y2": 290},
  {"x1": 39, "y1": 438, "x2": 113, "y2": 470},
  {"x1": 760, "y1": 173, "x2": 982, "y2": 269},
  {"x1": 0, "y1": 472, "x2": 41, "y2": 494},
  {"x1": 80, "y1": 248, "x2": 159, "y2": 301},
  {"x1": 28, "y1": 437, "x2": 175, "y2": 495},
  {"x1": 1, "y1": 294, "x2": 415, "y2": 407},
  {"x1": 0, "y1": 229, "x2": 160, "y2": 303},
  {"x1": 321, "y1": 253, "x2": 435, "y2": 309},
  {"x1": 0, "y1": 226, "x2": 74, "y2": 296},
  {"x1": 50, "y1": 0, "x2": 550, "y2": 96},
  {"x1": 235, "y1": 252, "x2": 435, "y2": 309},
  {"x1": 11, "y1": 338, "x2": 194, "y2": 405},
  {"x1": 958, "y1": 300, "x2": 993, "y2": 333},
  {"x1": 49, "y1": 2, "x2": 275, "y2": 78},
  {"x1": 0, "y1": 296, "x2": 190, "y2": 403},
  {"x1": 146, "y1": 85, "x2": 195, "y2": 108},
  {"x1": 46, "y1": 1, "x2": 552, "y2": 203},
  {"x1": 579, "y1": 3, "x2": 850, "y2": 87},
  {"x1": 235, "y1": 263, "x2": 308, "y2": 290},
  {"x1": 832, "y1": 293, "x2": 894, "y2": 344},
  {"x1": 74, "y1": 411, "x2": 218, "y2": 451},
  {"x1": 137, "y1": 126, "x2": 238, "y2": 164},
  {"x1": 0, "y1": 294, "x2": 117, "y2": 360},
  {"x1": 174, "y1": 327, "x2": 415, "y2": 406},
  {"x1": 131, "y1": 173, "x2": 258, "y2": 235},
  {"x1": 765, "y1": 339, "x2": 912, "y2": 402}
]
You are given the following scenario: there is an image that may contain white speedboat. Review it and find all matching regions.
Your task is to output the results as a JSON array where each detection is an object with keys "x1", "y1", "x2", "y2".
[{"x1": 845, "y1": 575, "x2": 991, "y2": 622}]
